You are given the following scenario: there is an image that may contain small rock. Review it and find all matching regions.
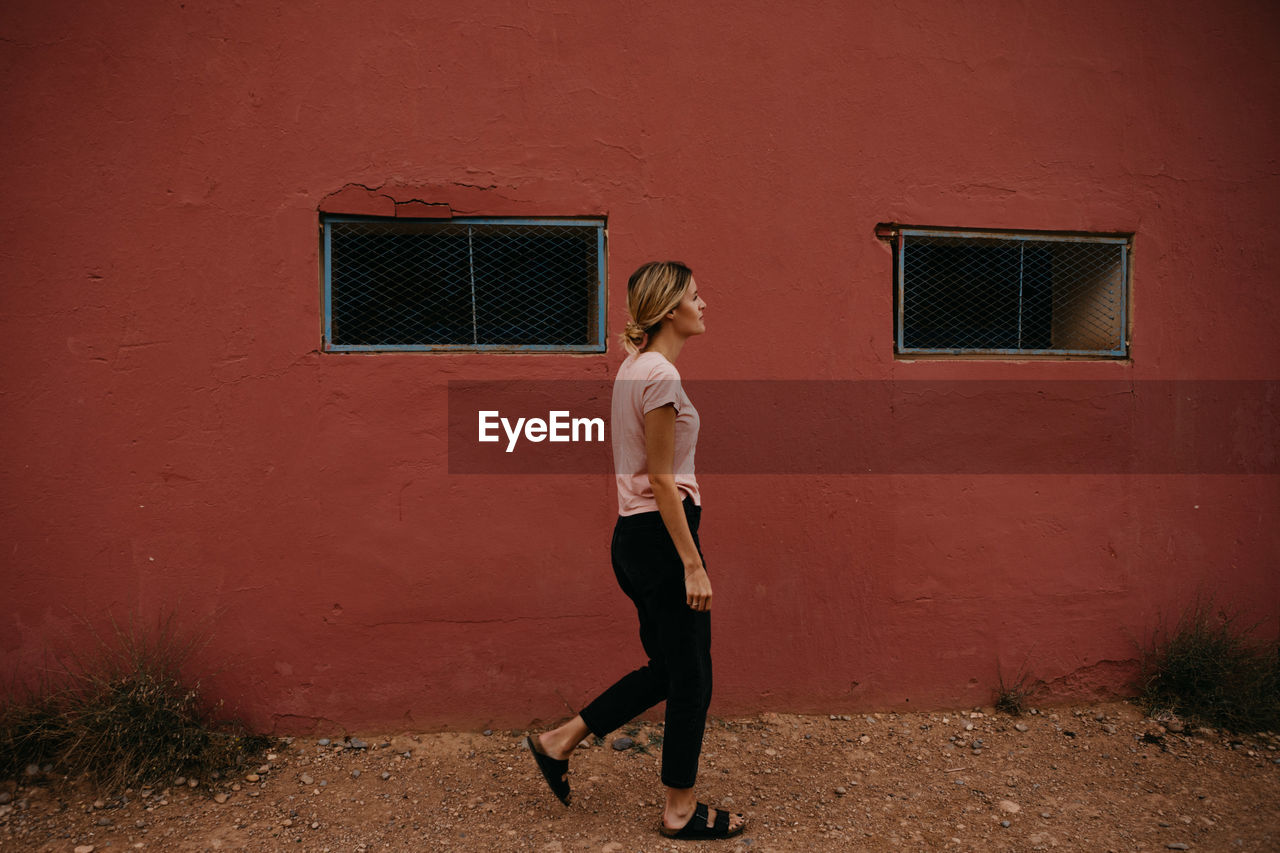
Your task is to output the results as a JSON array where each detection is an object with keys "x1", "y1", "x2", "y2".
[
  {"x1": 245, "y1": 774, "x2": 260, "y2": 783},
  {"x1": 380, "y1": 772, "x2": 391, "y2": 781},
  {"x1": 349, "y1": 738, "x2": 369, "y2": 750},
  {"x1": 24, "y1": 764, "x2": 39, "y2": 776},
  {"x1": 317, "y1": 738, "x2": 330, "y2": 746},
  {"x1": 300, "y1": 774, "x2": 315, "y2": 786},
  {"x1": 187, "y1": 778, "x2": 198, "y2": 788},
  {"x1": 267, "y1": 753, "x2": 278, "y2": 760},
  {"x1": 483, "y1": 729, "x2": 493, "y2": 736},
  {"x1": 612, "y1": 737, "x2": 634, "y2": 751},
  {"x1": 1000, "y1": 820, "x2": 1011, "y2": 828},
  {"x1": 282, "y1": 818, "x2": 293, "y2": 827},
  {"x1": 214, "y1": 794, "x2": 229, "y2": 804},
  {"x1": 1041, "y1": 812, "x2": 1052, "y2": 819},
  {"x1": 577, "y1": 741, "x2": 591, "y2": 750},
  {"x1": 351, "y1": 770, "x2": 361, "y2": 779},
  {"x1": 174, "y1": 776, "x2": 186, "y2": 786},
  {"x1": 1103, "y1": 724, "x2": 1118, "y2": 734},
  {"x1": 0, "y1": 792, "x2": 10, "y2": 805},
  {"x1": 602, "y1": 843, "x2": 624, "y2": 853},
  {"x1": 75, "y1": 846, "x2": 95, "y2": 853},
  {"x1": 96, "y1": 816, "x2": 111, "y2": 826},
  {"x1": 1167, "y1": 720, "x2": 1185, "y2": 733},
  {"x1": 834, "y1": 786, "x2": 847, "y2": 796},
  {"x1": 1166, "y1": 845, "x2": 1190, "y2": 851},
  {"x1": 93, "y1": 799, "x2": 106, "y2": 809},
  {"x1": 1014, "y1": 724, "x2": 1029, "y2": 733},
  {"x1": 998, "y1": 800, "x2": 1021, "y2": 814}
]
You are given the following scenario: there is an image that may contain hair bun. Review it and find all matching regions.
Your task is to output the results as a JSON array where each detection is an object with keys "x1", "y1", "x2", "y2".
[{"x1": 620, "y1": 319, "x2": 648, "y2": 353}]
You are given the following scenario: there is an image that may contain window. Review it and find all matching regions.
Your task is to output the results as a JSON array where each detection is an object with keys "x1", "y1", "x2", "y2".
[
  {"x1": 322, "y1": 217, "x2": 606, "y2": 352},
  {"x1": 894, "y1": 228, "x2": 1129, "y2": 357}
]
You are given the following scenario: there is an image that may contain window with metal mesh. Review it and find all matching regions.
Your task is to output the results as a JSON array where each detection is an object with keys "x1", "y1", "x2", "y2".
[
  {"x1": 322, "y1": 217, "x2": 606, "y2": 351},
  {"x1": 896, "y1": 229, "x2": 1129, "y2": 357}
]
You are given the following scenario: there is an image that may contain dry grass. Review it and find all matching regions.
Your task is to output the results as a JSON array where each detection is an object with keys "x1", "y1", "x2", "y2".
[
  {"x1": 992, "y1": 660, "x2": 1039, "y2": 716},
  {"x1": 1137, "y1": 597, "x2": 1280, "y2": 733},
  {"x1": 0, "y1": 613, "x2": 271, "y2": 792}
]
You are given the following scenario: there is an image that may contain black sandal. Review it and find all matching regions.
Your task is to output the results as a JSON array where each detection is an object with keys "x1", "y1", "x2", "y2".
[
  {"x1": 659, "y1": 802, "x2": 746, "y2": 840},
  {"x1": 524, "y1": 734, "x2": 571, "y2": 806}
]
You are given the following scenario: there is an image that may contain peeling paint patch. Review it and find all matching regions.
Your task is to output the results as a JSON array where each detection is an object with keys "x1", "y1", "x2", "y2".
[
  {"x1": 319, "y1": 183, "x2": 454, "y2": 218},
  {"x1": 1042, "y1": 659, "x2": 1141, "y2": 701},
  {"x1": 319, "y1": 184, "x2": 396, "y2": 217}
]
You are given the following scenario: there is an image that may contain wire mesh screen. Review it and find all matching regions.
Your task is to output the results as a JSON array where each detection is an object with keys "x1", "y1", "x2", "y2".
[
  {"x1": 898, "y1": 230, "x2": 1128, "y2": 356},
  {"x1": 324, "y1": 218, "x2": 605, "y2": 351}
]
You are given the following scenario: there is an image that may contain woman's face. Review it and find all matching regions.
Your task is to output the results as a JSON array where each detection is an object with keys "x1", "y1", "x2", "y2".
[{"x1": 667, "y1": 277, "x2": 707, "y2": 337}]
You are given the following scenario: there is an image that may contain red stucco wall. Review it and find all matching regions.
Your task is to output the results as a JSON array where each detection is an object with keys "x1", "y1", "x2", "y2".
[{"x1": 2, "y1": 0, "x2": 1277, "y2": 733}]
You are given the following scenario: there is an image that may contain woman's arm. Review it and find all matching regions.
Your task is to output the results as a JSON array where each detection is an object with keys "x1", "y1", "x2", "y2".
[{"x1": 645, "y1": 403, "x2": 712, "y2": 612}]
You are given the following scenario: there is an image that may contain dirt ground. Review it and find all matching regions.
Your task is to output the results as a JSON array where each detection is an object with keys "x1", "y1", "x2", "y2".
[{"x1": 2, "y1": 701, "x2": 1278, "y2": 852}]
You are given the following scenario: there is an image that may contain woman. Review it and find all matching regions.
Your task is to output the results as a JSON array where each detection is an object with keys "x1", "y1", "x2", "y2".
[{"x1": 525, "y1": 261, "x2": 746, "y2": 840}]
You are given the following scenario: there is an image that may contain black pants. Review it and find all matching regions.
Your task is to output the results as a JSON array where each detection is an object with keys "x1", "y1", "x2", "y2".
[{"x1": 578, "y1": 498, "x2": 712, "y2": 789}]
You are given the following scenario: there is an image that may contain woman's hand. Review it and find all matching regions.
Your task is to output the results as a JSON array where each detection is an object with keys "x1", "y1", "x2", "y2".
[
  {"x1": 684, "y1": 565, "x2": 712, "y2": 612},
  {"x1": 646, "y1": 403, "x2": 711, "y2": 612}
]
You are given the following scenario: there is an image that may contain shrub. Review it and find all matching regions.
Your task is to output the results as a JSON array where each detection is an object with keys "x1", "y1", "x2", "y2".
[
  {"x1": 992, "y1": 661, "x2": 1038, "y2": 716},
  {"x1": 0, "y1": 613, "x2": 271, "y2": 791},
  {"x1": 1137, "y1": 598, "x2": 1280, "y2": 733}
]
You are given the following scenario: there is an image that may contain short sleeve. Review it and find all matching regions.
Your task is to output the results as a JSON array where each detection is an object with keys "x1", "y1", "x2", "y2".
[{"x1": 641, "y1": 360, "x2": 683, "y2": 415}]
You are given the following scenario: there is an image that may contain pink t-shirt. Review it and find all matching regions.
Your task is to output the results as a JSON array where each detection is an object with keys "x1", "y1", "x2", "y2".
[{"x1": 612, "y1": 351, "x2": 701, "y2": 516}]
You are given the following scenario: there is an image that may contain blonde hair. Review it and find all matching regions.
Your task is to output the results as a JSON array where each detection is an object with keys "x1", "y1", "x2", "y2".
[{"x1": 620, "y1": 261, "x2": 694, "y2": 354}]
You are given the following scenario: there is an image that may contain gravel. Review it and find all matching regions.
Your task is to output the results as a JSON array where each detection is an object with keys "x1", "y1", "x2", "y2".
[{"x1": 1, "y1": 701, "x2": 1277, "y2": 851}]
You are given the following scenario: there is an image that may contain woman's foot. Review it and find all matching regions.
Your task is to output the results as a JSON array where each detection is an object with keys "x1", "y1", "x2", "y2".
[
  {"x1": 661, "y1": 801, "x2": 747, "y2": 839},
  {"x1": 537, "y1": 715, "x2": 591, "y2": 760},
  {"x1": 663, "y1": 787, "x2": 746, "y2": 835},
  {"x1": 525, "y1": 734, "x2": 571, "y2": 806}
]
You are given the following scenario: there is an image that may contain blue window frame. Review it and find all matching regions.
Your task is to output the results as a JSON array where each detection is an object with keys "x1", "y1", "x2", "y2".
[
  {"x1": 322, "y1": 216, "x2": 607, "y2": 352},
  {"x1": 895, "y1": 228, "x2": 1130, "y2": 358}
]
